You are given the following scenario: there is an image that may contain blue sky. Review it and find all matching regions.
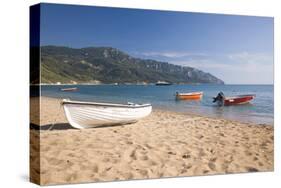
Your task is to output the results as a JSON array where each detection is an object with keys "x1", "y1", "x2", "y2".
[{"x1": 40, "y1": 3, "x2": 274, "y2": 84}]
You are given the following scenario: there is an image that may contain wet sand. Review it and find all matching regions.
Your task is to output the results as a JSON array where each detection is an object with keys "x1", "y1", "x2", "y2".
[{"x1": 30, "y1": 97, "x2": 274, "y2": 185}]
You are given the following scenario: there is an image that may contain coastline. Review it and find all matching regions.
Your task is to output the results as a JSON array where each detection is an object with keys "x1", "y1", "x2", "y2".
[
  {"x1": 32, "y1": 96, "x2": 273, "y2": 126},
  {"x1": 30, "y1": 97, "x2": 274, "y2": 185}
]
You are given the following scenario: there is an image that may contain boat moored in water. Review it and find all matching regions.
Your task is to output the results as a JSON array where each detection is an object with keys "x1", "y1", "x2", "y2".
[
  {"x1": 155, "y1": 81, "x2": 172, "y2": 86},
  {"x1": 60, "y1": 87, "x2": 78, "y2": 92},
  {"x1": 213, "y1": 92, "x2": 255, "y2": 106},
  {"x1": 62, "y1": 99, "x2": 152, "y2": 129},
  {"x1": 175, "y1": 91, "x2": 203, "y2": 100}
]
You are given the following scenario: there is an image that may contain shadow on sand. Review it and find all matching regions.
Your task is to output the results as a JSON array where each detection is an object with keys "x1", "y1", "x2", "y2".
[
  {"x1": 30, "y1": 123, "x2": 76, "y2": 131},
  {"x1": 30, "y1": 122, "x2": 135, "y2": 130}
]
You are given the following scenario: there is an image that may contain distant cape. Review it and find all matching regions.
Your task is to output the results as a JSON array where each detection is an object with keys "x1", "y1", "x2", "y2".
[{"x1": 40, "y1": 45, "x2": 224, "y2": 84}]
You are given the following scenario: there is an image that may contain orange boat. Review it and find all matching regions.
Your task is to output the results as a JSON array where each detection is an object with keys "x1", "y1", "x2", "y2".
[{"x1": 175, "y1": 91, "x2": 203, "y2": 100}]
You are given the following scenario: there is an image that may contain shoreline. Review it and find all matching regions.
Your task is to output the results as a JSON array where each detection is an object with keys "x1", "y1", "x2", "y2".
[
  {"x1": 30, "y1": 97, "x2": 274, "y2": 185},
  {"x1": 34, "y1": 83, "x2": 274, "y2": 86},
  {"x1": 33, "y1": 96, "x2": 273, "y2": 126}
]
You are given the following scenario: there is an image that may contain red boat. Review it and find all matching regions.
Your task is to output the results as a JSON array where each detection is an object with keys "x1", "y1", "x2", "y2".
[{"x1": 213, "y1": 92, "x2": 255, "y2": 106}]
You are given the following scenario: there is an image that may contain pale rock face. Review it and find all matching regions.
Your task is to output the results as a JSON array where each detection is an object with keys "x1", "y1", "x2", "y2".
[{"x1": 103, "y1": 50, "x2": 109, "y2": 58}]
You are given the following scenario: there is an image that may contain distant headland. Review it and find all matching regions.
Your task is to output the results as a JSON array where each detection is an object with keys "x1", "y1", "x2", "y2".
[{"x1": 39, "y1": 45, "x2": 224, "y2": 85}]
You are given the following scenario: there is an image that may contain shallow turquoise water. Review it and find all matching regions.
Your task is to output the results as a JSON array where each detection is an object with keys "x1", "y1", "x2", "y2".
[{"x1": 41, "y1": 84, "x2": 274, "y2": 125}]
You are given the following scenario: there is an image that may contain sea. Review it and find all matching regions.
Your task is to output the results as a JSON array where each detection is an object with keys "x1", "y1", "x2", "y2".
[{"x1": 40, "y1": 84, "x2": 274, "y2": 125}]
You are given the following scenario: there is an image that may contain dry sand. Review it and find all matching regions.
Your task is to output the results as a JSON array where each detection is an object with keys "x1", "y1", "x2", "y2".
[{"x1": 30, "y1": 97, "x2": 274, "y2": 185}]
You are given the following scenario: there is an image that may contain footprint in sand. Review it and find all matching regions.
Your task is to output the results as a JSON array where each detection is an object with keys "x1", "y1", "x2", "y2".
[
  {"x1": 48, "y1": 157, "x2": 64, "y2": 166},
  {"x1": 92, "y1": 164, "x2": 99, "y2": 173},
  {"x1": 181, "y1": 169, "x2": 188, "y2": 174},
  {"x1": 158, "y1": 172, "x2": 164, "y2": 177},
  {"x1": 182, "y1": 154, "x2": 191, "y2": 159},
  {"x1": 122, "y1": 172, "x2": 133, "y2": 179},
  {"x1": 196, "y1": 135, "x2": 204, "y2": 139},
  {"x1": 125, "y1": 141, "x2": 134, "y2": 145},
  {"x1": 245, "y1": 167, "x2": 259, "y2": 172},
  {"x1": 181, "y1": 164, "x2": 192, "y2": 174},
  {"x1": 253, "y1": 156, "x2": 259, "y2": 161},
  {"x1": 186, "y1": 164, "x2": 193, "y2": 169},
  {"x1": 210, "y1": 157, "x2": 217, "y2": 162},
  {"x1": 144, "y1": 143, "x2": 153, "y2": 149},
  {"x1": 102, "y1": 158, "x2": 110, "y2": 162},
  {"x1": 198, "y1": 149, "x2": 206, "y2": 157},
  {"x1": 203, "y1": 170, "x2": 210, "y2": 174},
  {"x1": 136, "y1": 169, "x2": 148, "y2": 177},
  {"x1": 147, "y1": 160, "x2": 158, "y2": 166},
  {"x1": 219, "y1": 133, "x2": 225, "y2": 137},
  {"x1": 167, "y1": 151, "x2": 176, "y2": 155},
  {"x1": 139, "y1": 155, "x2": 149, "y2": 161},
  {"x1": 65, "y1": 173, "x2": 78, "y2": 182},
  {"x1": 130, "y1": 150, "x2": 137, "y2": 160},
  {"x1": 245, "y1": 150, "x2": 253, "y2": 156},
  {"x1": 123, "y1": 147, "x2": 137, "y2": 162},
  {"x1": 206, "y1": 147, "x2": 215, "y2": 154},
  {"x1": 208, "y1": 162, "x2": 216, "y2": 171}
]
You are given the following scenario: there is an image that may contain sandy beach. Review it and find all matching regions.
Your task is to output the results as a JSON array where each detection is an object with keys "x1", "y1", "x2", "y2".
[{"x1": 30, "y1": 97, "x2": 274, "y2": 185}]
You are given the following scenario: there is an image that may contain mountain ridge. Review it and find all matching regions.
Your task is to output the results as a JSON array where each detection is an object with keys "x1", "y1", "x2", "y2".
[{"x1": 40, "y1": 45, "x2": 224, "y2": 84}]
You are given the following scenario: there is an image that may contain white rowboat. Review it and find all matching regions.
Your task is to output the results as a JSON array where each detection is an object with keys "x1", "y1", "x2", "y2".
[{"x1": 62, "y1": 99, "x2": 152, "y2": 129}]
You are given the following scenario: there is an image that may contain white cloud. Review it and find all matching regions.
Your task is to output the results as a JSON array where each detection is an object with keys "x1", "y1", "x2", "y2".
[
  {"x1": 133, "y1": 50, "x2": 273, "y2": 84},
  {"x1": 227, "y1": 52, "x2": 273, "y2": 64},
  {"x1": 171, "y1": 52, "x2": 273, "y2": 84},
  {"x1": 136, "y1": 51, "x2": 206, "y2": 58}
]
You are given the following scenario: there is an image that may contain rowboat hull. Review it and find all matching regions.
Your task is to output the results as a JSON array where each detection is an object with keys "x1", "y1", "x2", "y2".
[
  {"x1": 224, "y1": 95, "x2": 255, "y2": 106},
  {"x1": 62, "y1": 99, "x2": 152, "y2": 129},
  {"x1": 176, "y1": 92, "x2": 203, "y2": 100}
]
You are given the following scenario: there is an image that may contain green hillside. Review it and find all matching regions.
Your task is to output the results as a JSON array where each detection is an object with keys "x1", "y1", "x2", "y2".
[{"x1": 40, "y1": 46, "x2": 224, "y2": 84}]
